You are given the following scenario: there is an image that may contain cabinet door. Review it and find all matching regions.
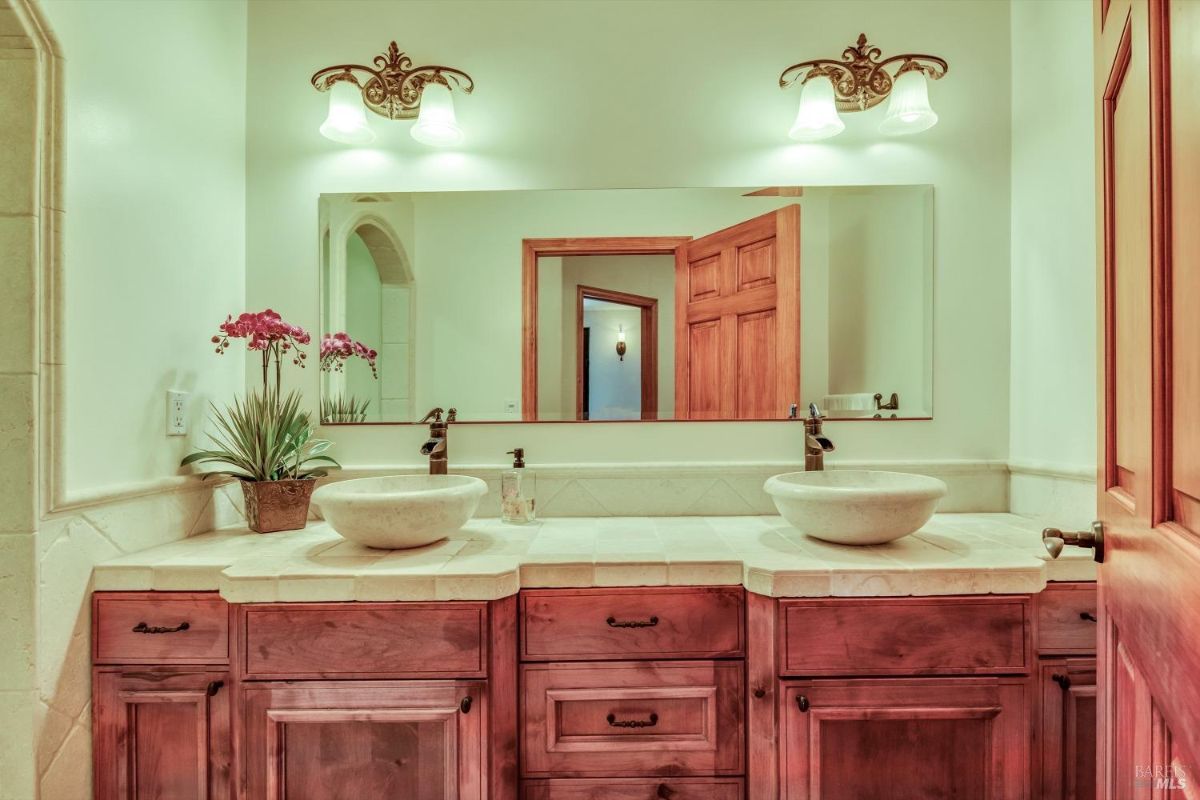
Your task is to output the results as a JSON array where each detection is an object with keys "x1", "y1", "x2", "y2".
[
  {"x1": 93, "y1": 667, "x2": 232, "y2": 800},
  {"x1": 781, "y1": 678, "x2": 1029, "y2": 800},
  {"x1": 1039, "y1": 660, "x2": 1097, "y2": 800},
  {"x1": 243, "y1": 681, "x2": 484, "y2": 800}
]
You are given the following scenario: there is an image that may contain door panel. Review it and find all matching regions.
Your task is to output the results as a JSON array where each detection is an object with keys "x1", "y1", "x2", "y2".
[
  {"x1": 242, "y1": 681, "x2": 484, "y2": 800},
  {"x1": 93, "y1": 667, "x2": 232, "y2": 800},
  {"x1": 780, "y1": 679, "x2": 1028, "y2": 800},
  {"x1": 674, "y1": 206, "x2": 800, "y2": 419},
  {"x1": 1038, "y1": 659, "x2": 1097, "y2": 800},
  {"x1": 1096, "y1": 0, "x2": 1200, "y2": 793}
]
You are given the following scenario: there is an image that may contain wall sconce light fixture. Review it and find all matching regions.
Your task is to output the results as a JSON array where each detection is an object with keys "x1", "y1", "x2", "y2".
[
  {"x1": 780, "y1": 33, "x2": 947, "y2": 141},
  {"x1": 311, "y1": 41, "x2": 474, "y2": 146},
  {"x1": 616, "y1": 326, "x2": 627, "y2": 361}
]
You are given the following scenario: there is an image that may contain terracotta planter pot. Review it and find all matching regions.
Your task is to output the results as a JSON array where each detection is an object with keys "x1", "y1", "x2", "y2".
[{"x1": 241, "y1": 478, "x2": 316, "y2": 533}]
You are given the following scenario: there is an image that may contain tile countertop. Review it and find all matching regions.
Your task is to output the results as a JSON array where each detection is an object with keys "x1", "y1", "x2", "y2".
[{"x1": 92, "y1": 514, "x2": 1098, "y2": 603}]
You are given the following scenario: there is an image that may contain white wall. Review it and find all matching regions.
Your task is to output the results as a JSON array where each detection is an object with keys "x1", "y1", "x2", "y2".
[
  {"x1": 343, "y1": 232, "x2": 383, "y2": 417},
  {"x1": 246, "y1": 0, "x2": 1012, "y2": 468},
  {"x1": 20, "y1": 2, "x2": 249, "y2": 797},
  {"x1": 827, "y1": 189, "x2": 933, "y2": 415},
  {"x1": 44, "y1": 0, "x2": 247, "y2": 495},
  {"x1": 559, "y1": 255, "x2": 676, "y2": 420},
  {"x1": 584, "y1": 304, "x2": 643, "y2": 420},
  {"x1": 1009, "y1": 0, "x2": 1097, "y2": 523}
]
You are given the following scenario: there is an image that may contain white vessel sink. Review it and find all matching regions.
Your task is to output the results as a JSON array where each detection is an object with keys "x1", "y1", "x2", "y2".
[
  {"x1": 764, "y1": 470, "x2": 947, "y2": 545},
  {"x1": 313, "y1": 474, "x2": 488, "y2": 549}
]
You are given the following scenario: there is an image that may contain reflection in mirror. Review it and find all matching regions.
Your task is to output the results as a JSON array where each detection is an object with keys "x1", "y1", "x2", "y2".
[{"x1": 318, "y1": 187, "x2": 933, "y2": 424}]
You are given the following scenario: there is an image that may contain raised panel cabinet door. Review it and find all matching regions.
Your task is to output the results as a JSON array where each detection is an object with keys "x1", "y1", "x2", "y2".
[
  {"x1": 242, "y1": 681, "x2": 484, "y2": 800},
  {"x1": 1038, "y1": 660, "x2": 1097, "y2": 800},
  {"x1": 780, "y1": 678, "x2": 1029, "y2": 800},
  {"x1": 673, "y1": 205, "x2": 800, "y2": 419},
  {"x1": 92, "y1": 667, "x2": 232, "y2": 800}
]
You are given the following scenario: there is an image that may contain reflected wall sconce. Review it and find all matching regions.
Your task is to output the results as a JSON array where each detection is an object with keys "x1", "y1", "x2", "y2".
[
  {"x1": 311, "y1": 41, "x2": 475, "y2": 147},
  {"x1": 779, "y1": 33, "x2": 947, "y2": 142},
  {"x1": 616, "y1": 326, "x2": 627, "y2": 361}
]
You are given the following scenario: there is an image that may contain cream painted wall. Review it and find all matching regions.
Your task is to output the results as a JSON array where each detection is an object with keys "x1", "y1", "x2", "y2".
[
  {"x1": 14, "y1": 2, "x2": 249, "y2": 797},
  {"x1": 1009, "y1": 0, "x2": 1097, "y2": 521},
  {"x1": 584, "y1": 304, "x2": 644, "y2": 420},
  {"x1": 43, "y1": 0, "x2": 247, "y2": 496},
  {"x1": 827, "y1": 189, "x2": 933, "y2": 415},
  {"x1": 247, "y1": 0, "x2": 1012, "y2": 468},
  {"x1": 557, "y1": 255, "x2": 676, "y2": 420}
]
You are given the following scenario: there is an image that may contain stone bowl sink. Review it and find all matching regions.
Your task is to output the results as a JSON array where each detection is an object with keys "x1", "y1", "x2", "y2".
[
  {"x1": 313, "y1": 475, "x2": 488, "y2": 549},
  {"x1": 764, "y1": 470, "x2": 947, "y2": 545}
]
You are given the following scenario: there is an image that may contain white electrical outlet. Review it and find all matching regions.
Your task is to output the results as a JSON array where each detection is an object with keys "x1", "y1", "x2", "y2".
[
  {"x1": 505, "y1": 399, "x2": 517, "y2": 414},
  {"x1": 167, "y1": 390, "x2": 189, "y2": 436}
]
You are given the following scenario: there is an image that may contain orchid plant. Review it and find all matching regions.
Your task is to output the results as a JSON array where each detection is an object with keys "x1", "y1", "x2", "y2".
[
  {"x1": 182, "y1": 310, "x2": 339, "y2": 482},
  {"x1": 319, "y1": 331, "x2": 379, "y2": 423}
]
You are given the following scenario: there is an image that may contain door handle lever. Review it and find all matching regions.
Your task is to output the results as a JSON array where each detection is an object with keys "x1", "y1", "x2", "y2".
[{"x1": 1042, "y1": 521, "x2": 1104, "y2": 563}]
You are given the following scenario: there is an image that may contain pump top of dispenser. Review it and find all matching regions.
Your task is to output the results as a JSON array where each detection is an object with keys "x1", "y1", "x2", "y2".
[{"x1": 507, "y1": 448, "x2": 526, "y2": 468}]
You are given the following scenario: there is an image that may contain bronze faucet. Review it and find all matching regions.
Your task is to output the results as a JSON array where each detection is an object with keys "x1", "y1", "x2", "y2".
[
  {"x1": 419, "y1": 407, "x2": 456, "y2": 475},
  {"x1": 804, "y1": 403, "x2": 836, "y2": 471}
]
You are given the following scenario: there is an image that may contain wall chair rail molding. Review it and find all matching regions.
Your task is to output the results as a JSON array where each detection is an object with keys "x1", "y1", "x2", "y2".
[
  {"x1": 311, "y1": 40, "x2": 474, "y2": 146},
  {"x1": 780, "y1": 32, "x2": 948, "y2": 141}
]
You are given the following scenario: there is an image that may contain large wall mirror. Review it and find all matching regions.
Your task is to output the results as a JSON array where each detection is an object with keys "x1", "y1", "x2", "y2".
[{"x1": 318, "y1": 186, "x2": 934, "y2": 424}]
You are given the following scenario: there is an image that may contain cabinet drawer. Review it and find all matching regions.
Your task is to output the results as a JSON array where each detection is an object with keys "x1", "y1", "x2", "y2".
[
  {"x1": 93, "y1": 592, "x2": 230, "y2": 664},
  {"x1": 521, "y1": 660, "x2": 744, "y2": 778},
  {"x1": 520, "y1": 587, "x2": 744, "y2": 661},
  {"x1": 1036, "y1": 583, "x2": 1098, "y2": 653},
  {"x1": 780, "y1": 596, "x2": 1031, "y2": 676},
  {"x1": 240, "y1": 602, "x2": 487, "y2": 679},
  {"x1": 523, "y1": 778, "x2": 744, "y2": 799}
]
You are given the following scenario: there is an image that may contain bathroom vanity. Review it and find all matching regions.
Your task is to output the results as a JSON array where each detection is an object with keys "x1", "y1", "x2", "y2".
[{"x1": 90, "y1": 515, "x2": 1096, "y2": 799}]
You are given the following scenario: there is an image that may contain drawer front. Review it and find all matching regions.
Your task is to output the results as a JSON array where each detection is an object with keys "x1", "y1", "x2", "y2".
[
  {"x1": 1036, "y1": 583, "x2": 1098, "y2": 653},
  {"x1": 523, "y1": 778, "x2": 744, "y2": 800},
  {"x1": 521, "y1": 587, "x2": 744, "y2": 661},
  {"x1": 93, "y1": 592, "x2": 230, "y2": 664},
  {"x1": 521, "y1": 660, "x2": 744, "y2": 777},
  {"x1": 240, "y1": 602, "x2": 487, "y2": 678},
  {"x1": 780, "y1": 596, "x2": 1031, "y2": 676}
]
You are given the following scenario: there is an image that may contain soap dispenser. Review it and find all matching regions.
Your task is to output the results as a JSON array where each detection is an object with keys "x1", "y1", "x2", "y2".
[{"x1": 500, "y1": 448, "x2": 536, "y2": 524}]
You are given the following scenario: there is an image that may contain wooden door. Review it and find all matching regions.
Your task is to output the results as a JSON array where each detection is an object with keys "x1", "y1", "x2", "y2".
[
  {"x1": 780, "y1": 678, "x2": 1029, "y2": 799},
  {"x1": 1095, "y1": 0, "x2": 1200, "y2": 794},
  {"x1": 674, "y1": 206, "x2": 800, "y2": 419},
  {"x1": 92, "y1": 667, "x2": 232, "y2": 800},
  {"x1": 1038, "y1": 660, "x2": 1098, "y2": 800},
  {"x1": 242, "y1": 681, "x2": 484, "y2": 800}
]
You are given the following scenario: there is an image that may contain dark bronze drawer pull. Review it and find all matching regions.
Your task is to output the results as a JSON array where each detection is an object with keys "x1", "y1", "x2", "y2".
[
  {"x1": 606, "y1": 615, "x2": 659, "y2": 629},
  {"x1": 132, "y1": 621, "x2": 190, "y2": 634},
  {"x1": 796, "y1": 694, "x2": 810, "y2": 712},
  {"x1": 657, "y1": 784, "x2": 676, "y2": 799},
  {"x1": 1080, "y1": 611, "x2": 1098, "y2": 622},
  {"x1": 1052, "y1": 673, "x2": 1072, "y2": 690},
  {"x1": 206, "y1": 680, "x2": 224, "y2": 697},
  {"x1": 607, "y1": 712, "x2": 658, "y2": 728},
  {"x1": 460, "y1": 696, "x2": 473, "y2": 714}
]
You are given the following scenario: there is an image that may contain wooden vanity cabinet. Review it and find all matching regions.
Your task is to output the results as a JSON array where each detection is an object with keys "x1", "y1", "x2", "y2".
[
  {"x1": 1033, "y1": 583, "x2": 1098, "y2": 800},
  {"x1": 93, "y1": 666, "x2": 233, "y2": 800},
  {"x1": 758, "y1": 594, "x2": 1037, "y2": 800},
  {"x1": 92, "y1": 592, "x2": 235, "y2": 800},
  {"x1": 780, "y1": 678, "x2": 1030, "y2": 800}
]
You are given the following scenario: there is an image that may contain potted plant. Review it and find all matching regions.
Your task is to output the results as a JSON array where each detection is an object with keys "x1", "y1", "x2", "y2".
[
  {"x1": 182, "y1": 310, "x2": 339, "y2": 533},
  {"x1": 319, "y1": 331, "x2": 378, "y2": 423}
]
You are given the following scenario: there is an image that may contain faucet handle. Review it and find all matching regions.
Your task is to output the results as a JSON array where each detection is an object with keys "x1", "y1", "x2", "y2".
[
  {"x1": 446, "y1": 408, "x2": 458, "y2": 422},
  {"x1": 808, "y1": 403, "x2": 824, "y2": 420},
  {"x1": 420, "y1": 407, "x2": 444, "y2": 423}
]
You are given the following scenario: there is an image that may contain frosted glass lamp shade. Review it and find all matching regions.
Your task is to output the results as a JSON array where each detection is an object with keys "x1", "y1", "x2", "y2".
[
  {"x1": 879, "y1": 69, "x2": 938, "y2": 135},
  {"x1": 411, "y1": 81, "x2": 464, "y2": 147},
  {"x1": 319, "y1": 79, "x2": 376, "y2": 145},
  {"x1": 788, "y1": 75, "x2": 845, "y2": 142}
]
